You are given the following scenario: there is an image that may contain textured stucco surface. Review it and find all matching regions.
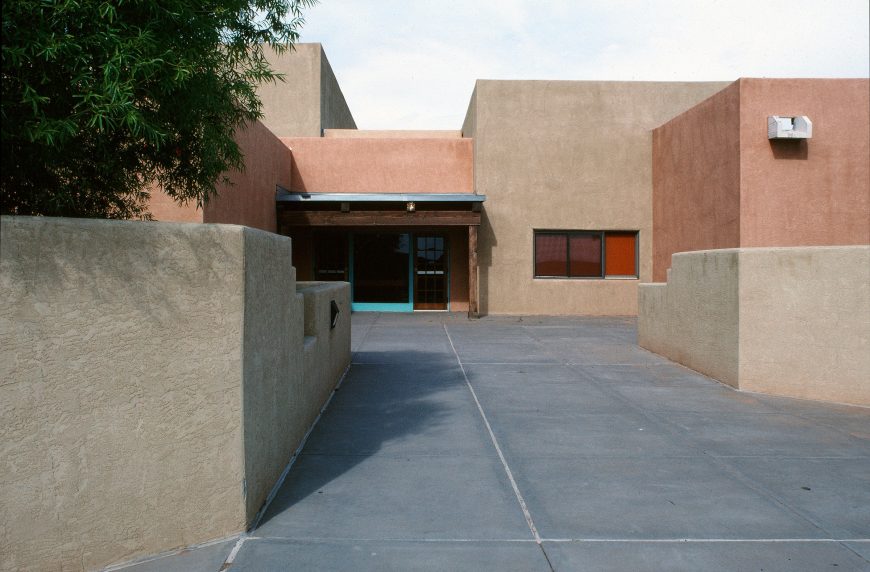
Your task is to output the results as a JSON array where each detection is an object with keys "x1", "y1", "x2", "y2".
[
  {"x1": 639, "y1": 246, "x2": 870, "y2": 406},
  {"x1": 638, "y1": 249, "x2": 740, "y2": 386},
  {"x1": 652, "y1": 82, "x2": 741, "y2": 282},
  {"x1": 257, "y1": 43, "x2": 356, "y2": 137},
  {"x1": 257, "y1": 44, "x2": 322, "y2": 137},
  {"x1": 319, "y1": 48, "x2": 357, "y2": 133},
  {"x1": 298, "y1": 282, "x2": 352, "y2": 427},
  {"x1": 0, "y1": 216, "x2": 351, "y2": 571},
  {"x1": 738, "y1": 79, "x2": 870, "y2": 248},
  {"x1": 737, "y1": 247, "x2": 870, "y2": 404},
  {"x1": 240, "y1": 230, "x2": 301, "y2": 520},
  {"x1": 202, "y1": 120, "x2": 292, "y2": 232},
  {"x1": 466, "y1": 80, "x2": 729, "y2": 315},
  {"x1": 0, "y1": 217, "x2": 248, "y2": 571},
  {"x1": 282, "y1": 137, "x2": 473, "y2": 195}
]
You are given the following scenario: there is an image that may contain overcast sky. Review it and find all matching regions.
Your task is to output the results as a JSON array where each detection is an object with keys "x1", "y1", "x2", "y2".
[{"x1": 299, "y1": 1, "x2": 870, "y2": 130}]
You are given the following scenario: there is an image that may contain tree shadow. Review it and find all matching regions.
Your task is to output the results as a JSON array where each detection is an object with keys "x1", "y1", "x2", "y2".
[{"x1": 256, "y1": 348, "x2": 464, "y2": 527}]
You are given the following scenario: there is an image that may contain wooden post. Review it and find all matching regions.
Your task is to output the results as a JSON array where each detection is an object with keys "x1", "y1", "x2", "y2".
[{"x1": 468, "y1": 225, "x2": 479, "y2": 318}]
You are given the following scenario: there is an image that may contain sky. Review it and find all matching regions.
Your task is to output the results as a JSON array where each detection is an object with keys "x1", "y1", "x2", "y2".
[{"x1": 298, "y1": 1, "x2": 870, "y2": 130}]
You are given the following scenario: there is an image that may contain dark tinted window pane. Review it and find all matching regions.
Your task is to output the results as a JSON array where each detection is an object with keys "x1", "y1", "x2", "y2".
[
  {"x1": 314, "y1": 233, "x2": 347, "y2": 281},
  {"x1": 605, "y1": 232, "x2": 637, "y2": 277},
  {"x1": 535, "y1": 234, "x2": 568, "y2": 276},
  {"x1": 569, "y1": 234, "x2": 602, "y2": 277},
  {"x1": 353, "y1": 233, "x2": 410, "y2": 303}
]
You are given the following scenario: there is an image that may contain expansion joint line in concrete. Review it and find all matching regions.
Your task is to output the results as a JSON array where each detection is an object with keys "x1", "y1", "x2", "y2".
[
  {"x1": 442, "y1": 324, "x2": 545, "y2": 549},
  {"x1": 217, "y1": 314, "x2": 378, "y2": 570},
  {"x1": 519, "y1": 325, "x2": 869, "y2": 563}
]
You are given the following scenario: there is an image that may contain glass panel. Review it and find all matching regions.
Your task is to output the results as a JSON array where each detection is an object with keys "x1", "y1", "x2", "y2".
[
  {"x1": 415, "y1": 235, "x2": 447, "y2": 309},
  {"x1": 353, "y1": 233, "x2": 410, "y2": 303},
  {"x1": 313, "y1": 232, "x2": 347, "y2": 281},
  {"x1": 605, "y1": 232, "x2": 637, "y2": 277},
  {"x1": 535, "y1": 234, "x2": 568, "y2": 277},
  {"x1": 569, "y1": 234, "x2": 602, "y2": 277}
]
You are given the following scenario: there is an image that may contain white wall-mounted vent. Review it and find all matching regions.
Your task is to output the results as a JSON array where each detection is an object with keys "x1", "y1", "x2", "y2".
[{"x1": 768, "y1": 115, "x2": 812, "y2": 139}]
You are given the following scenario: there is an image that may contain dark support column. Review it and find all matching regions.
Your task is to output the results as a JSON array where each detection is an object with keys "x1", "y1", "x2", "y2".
[{"x1": 468, "y1": 225, "x2": 479, "y2": 318}]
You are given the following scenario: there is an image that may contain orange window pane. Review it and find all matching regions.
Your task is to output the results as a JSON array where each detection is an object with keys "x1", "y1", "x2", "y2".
[
  {"x1": 569, "y1": 234, "x2": 601, "y2": 277},
  {"x1": 535, "y1": 234, "x2": 567, "y2": 276},
  {"x1": 605, "y1": 232, "x2": 637, "y2": 276}
]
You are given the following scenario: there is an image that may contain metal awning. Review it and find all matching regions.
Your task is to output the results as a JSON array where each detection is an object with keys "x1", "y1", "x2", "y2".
[{"x1": 276, "y1": 186, "x2": 485, "y2": 203}]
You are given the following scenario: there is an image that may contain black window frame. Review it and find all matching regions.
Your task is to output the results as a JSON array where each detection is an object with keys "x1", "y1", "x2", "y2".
[{"x1": 533, "y1": 230, "x2": 639, "y2": 279}]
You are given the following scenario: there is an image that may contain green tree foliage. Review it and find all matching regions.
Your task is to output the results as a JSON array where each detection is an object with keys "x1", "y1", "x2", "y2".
[{"x1": 1, "y1": 0, "x2": 315, "y2": 218}]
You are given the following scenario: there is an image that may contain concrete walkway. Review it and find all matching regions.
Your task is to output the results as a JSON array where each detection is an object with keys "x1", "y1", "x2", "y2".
[{"x1": 122, "y1": 313, "x2": 870, "y2": 571}]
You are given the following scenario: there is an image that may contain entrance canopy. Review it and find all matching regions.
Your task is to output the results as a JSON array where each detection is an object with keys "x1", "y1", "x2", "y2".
[
  {"x1": 276, "y1": 187, "x2": 485, "y2": 316},
  {"x1": 276, "y1": 188, "x2": 485, "y2": 228}
]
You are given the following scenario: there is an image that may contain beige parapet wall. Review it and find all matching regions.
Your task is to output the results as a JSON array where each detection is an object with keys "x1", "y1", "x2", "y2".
[
  {"x1": 639, "y1": 246, "x2": 870, "y2": 406},
  {"x1": 0, "y1": 216, "x2": 351, "y2": 571}
]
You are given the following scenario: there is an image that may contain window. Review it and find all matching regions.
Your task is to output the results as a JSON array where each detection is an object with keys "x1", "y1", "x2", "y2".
[{"x1": 534, "y1": 231, "x2": 638, "y2": 278}]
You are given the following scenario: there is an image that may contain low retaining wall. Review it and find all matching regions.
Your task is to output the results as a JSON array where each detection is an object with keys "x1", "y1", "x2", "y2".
[
  {"x1": 0, "y1": 216, "x2": 350, "y2": 571},
  {"x1": 639, "y1": 246, "x2": 870, "y2": 406}
]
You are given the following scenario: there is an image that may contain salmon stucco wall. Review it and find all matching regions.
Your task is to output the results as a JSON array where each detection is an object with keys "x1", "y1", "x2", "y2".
[
  {"x1": 652, "y1": 82, "x2": 741, "y2": 282},
  {"x1": 651, "y1": 78, "x2": 870, "y2": 281},
  {"x1": 738, "y1": 78, "x2": 870, "y2": 247},
  {"x1": 147, "y1": 187, "x2": 203, "y2": 223},
  {"x1": 202, "y1": 120, "x2": 291, "y2": 232},
  {"x1": 148, "y1": 120, "x2": 291, "y2": 233},
  {"x1": 282, "y1": 137, "x2": 473, "y2": 195}
]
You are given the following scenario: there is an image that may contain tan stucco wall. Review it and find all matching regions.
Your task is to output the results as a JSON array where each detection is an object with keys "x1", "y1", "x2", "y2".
[
  {"x1": 467, "y1": 80, "x2": 729, "y2": 315},
  {"x1": 738, "y1": 78, "x2": 870, "y2": 248},
  {"x1": 639, "y1": 246, "x2": 870, "y2": 406},
  {"x1": 319, "y1": 48, "x2": 357, "y2": 133},
  {"x1": 737, "y1": 247, "x2": 870, "y2": 404},
  {"x1": 298, "y1": 282, "x2": 352, "y2": 426},
  {"x1": 652, "y1": 82, "x2": 741, "y2": 282},
  {"x1": 257, "y1": 43, "x2": 356, "y2": 137},
  {"x1": 147, "y1": 119, "x2": 291, "y2": 232},
  {"x1": 0, "y1": 216, "x2": 351, "y2": 571},
  {"x1": 282, "y1": 137, "x2": 473, "y2": 194},
  {"x1": 257, "y1": 44, "x2": 322, "y2": 137},
  {"x1": 638, "y1": 249, "x2": 740, "y2": 386},
  {"x1": 239, "y1": 230, "x2": 301, "y2": 520}
]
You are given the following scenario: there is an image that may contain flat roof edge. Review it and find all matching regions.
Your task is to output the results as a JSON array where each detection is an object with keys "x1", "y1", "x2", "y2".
[{"x1": 276, "y1": 189, "x2": 486, "y2": 203}]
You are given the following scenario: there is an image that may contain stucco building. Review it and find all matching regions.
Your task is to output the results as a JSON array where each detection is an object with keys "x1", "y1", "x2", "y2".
[{"x1": 150, "y1": 43, "x2": 868, "y2": 322}]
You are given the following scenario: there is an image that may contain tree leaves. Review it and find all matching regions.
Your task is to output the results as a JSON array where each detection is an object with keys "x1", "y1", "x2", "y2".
[{"x1": 1, "y1": 0, "x2": 317, "y2": 219}]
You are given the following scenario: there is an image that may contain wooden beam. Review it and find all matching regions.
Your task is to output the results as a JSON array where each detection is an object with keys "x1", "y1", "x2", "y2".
[
  {"x1": 468, "y1": 225, "x2": 479, "y2": 318},
  {"x1": 279, "y1": 210, "x2": 481, "y2": 227}
]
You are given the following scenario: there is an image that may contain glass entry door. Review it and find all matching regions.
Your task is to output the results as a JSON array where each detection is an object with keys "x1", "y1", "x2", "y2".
[
  {"x1": 352, "y1": 233, "x2": 413, "y2": 312},
  {"x1": 414, "y1": 235, "x2": 448, "y2": 310}
]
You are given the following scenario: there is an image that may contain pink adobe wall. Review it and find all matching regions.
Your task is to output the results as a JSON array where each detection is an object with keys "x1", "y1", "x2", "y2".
[
  {"x1": 652, "y1": 81, "x2": 742, "y2": 282},
  {"x1": 738, "y1": 78, "x2": 870, "y2": 247},
  {"x1": 281, "y1": 137, "x2": 473, "y2": 194},
  {"x1": 148, "y1": 120, "x2": 291, "y2": 233},
  {"x1": 203, "y1": 120, "x2": 291, "y2": 232},
  {"x1": 147, "y1": 186, "x2": 202, "y2": 223}
]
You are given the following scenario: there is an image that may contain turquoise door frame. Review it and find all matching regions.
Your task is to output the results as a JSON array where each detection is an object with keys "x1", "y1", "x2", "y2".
[{"x1": 350, "y1": 232, "x2": 414, "y2": 312}]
